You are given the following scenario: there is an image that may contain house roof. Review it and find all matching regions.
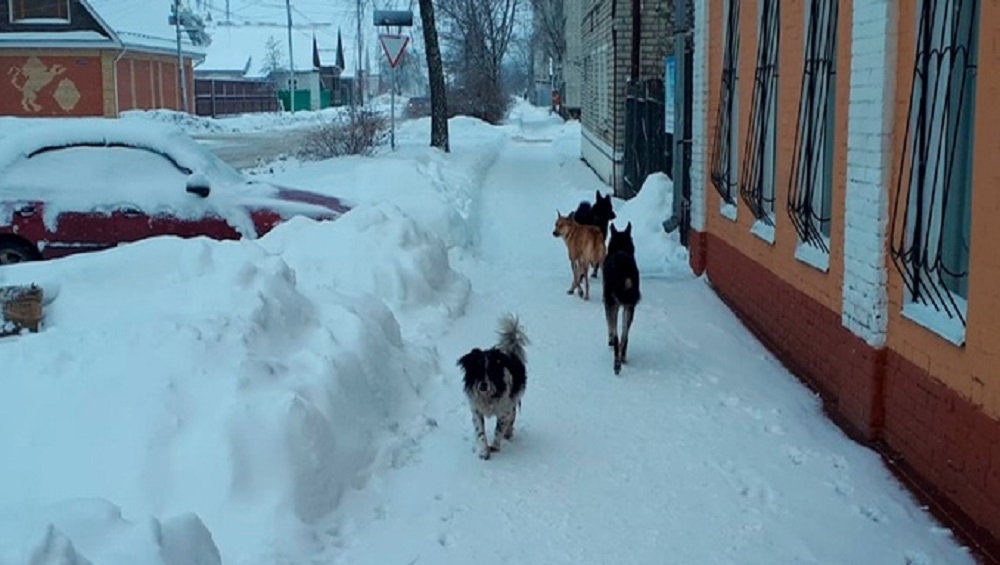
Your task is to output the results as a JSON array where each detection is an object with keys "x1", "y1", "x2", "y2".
[
  {"x1": 0, "y1": 0, "x2": 204, "y2": 58},
  {"x1": 197, "y1": 1, "x2": 386, "y2": 78},
  {"x1": 198, "y1": 23, "x2": 331, "y2": 78},
  {"x1": 83, "y1": 0, "x2": 205, "y2": 57}
]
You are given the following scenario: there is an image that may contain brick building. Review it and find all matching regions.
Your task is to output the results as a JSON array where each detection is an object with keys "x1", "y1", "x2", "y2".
[
  {"x1": 690, "y1": 0, "x2": 1000, "y2": 558},
  {"x1": 0, "y1": 0, "x2": 206, "y2": 118},
  {"x1": 579, "y1": 0, "x2": 677, "y2": 192}
]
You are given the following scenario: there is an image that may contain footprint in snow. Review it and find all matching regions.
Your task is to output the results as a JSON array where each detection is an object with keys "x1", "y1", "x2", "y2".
[
  {"x1": 765, "y1": 423, "x2": 785, "y2": 435},
  {"x1": 859, "y1": 504, "x2": 887, "y2": 523},
  {"x1": 782, "y1": 445, "x2": 811, "y2": 466}
]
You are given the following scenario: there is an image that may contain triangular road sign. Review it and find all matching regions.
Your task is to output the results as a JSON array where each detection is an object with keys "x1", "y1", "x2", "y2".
[{"x1": 379, "y1": 34, "x2": 410, "y2": 68}]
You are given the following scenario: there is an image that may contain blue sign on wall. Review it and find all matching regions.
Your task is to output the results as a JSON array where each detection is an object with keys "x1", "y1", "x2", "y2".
[{"x1": 665, "y1": 55, "x2": 676, "y2": 134}]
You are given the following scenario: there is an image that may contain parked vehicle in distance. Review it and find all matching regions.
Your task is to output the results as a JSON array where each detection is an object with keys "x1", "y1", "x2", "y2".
[
  {"x1": 405, "y1": 96, "x2": 432, "y2": 118},
  {"x1": 0, "y1": 119, "x2": 350, "y2": 265}
]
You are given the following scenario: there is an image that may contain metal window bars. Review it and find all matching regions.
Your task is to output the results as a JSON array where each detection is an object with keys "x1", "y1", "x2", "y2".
[
  {"x1": 890, "y1": 0, "x2": 978, "y2": 326},
  {"x1": 739, "y1": 0, "x2": 779, "y2": 224},
  {"x1": 787, "y1": 0, "x2": 837, "y2": 252},
  {"x1": 709, "y1": 0, "x2": 740, "y2": 204}
]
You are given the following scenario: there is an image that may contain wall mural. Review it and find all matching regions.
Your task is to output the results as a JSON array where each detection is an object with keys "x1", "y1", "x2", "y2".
[{"x1": 7, "y1": 56, "x2": 82, "y2": 113}]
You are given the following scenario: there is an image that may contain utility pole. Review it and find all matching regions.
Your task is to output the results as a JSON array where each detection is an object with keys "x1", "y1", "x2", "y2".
[
  {"x1": 357, "y1": 0, "x2": 364, "y2": 106},
  {"x1": 225, "y1": 0, "x2": 230, "y2": 22},
  {"x1": 285, "y1": 0, "x2": 296, "y2": 113},
  {"x1": 174, "y1": 0, "x2": 190, "y2": 113}
]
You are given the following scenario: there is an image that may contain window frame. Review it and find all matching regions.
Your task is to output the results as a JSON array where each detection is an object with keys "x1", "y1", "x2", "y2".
[
  {"x1": 8, "y1": 0, "x2": 71, "y2": 24},
  {"x1": 738, "y1": 0, "x2": 779, "y2": 239},
  {"x1": 890, "y1": 0, "x2": 979, "y2": 343},
  {"x1": 788, "y1": 0, "x2": 837, "y2": 262},
  {"x1": 710, "y1": 0, "x2": 740, "y2": 218}
]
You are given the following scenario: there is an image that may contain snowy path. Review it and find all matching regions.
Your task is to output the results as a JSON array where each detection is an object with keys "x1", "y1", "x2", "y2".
[{"x1": 322, "y1": 109, "x2": 973, "y2": 564}]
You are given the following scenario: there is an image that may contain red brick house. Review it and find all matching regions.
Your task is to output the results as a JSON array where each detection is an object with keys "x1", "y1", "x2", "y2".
[
  {"x1": 690, "y1": 0, "x2": 1000, "y2": 559},
  {"x1": 0, "y1": 0, "x2": 206, "y2": 117}
]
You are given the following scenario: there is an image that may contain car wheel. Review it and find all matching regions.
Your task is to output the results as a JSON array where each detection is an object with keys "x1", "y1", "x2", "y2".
[{"x1": 0, "y1": 240, "x2": 40, "y2": 265}]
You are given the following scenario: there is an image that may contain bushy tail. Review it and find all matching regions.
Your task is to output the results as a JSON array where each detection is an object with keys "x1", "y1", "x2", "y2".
[{"x1": 496, "y1": 313, "x2": 529, "y2": 364}]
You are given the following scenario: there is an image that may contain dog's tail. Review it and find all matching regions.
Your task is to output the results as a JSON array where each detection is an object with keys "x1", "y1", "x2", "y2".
[{"x1": 496, "y1": 313, "x2": 529, "y2": 364}]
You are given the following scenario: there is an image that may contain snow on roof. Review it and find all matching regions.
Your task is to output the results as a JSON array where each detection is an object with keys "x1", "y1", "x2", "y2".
[
  {"x1": 199, "y1": 24, "x2": 328, "y2": 77},
  {"x1": 83, "y1": 0, "x2": 205, "y2": 56},
  {"x1": 197, "y1": 0, "x2": 410, "y2": 77},
  {"x1": 0, "y1": 30, "x2": 115, "y2": 46}
]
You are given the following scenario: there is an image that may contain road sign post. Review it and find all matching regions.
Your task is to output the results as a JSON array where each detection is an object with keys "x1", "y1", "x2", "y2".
[
  {"x1": 374, "y1": 10, "x2": 412, "y2": 152},
  {"x1": 378, "y1": 33, "x2": 410, "y2": 150}
]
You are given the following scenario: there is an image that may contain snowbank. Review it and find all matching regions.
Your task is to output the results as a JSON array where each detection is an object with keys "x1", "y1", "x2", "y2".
[
  {"x1": 121, "y1": 102, "x2": 393, "y2": 136},
  {"x1": 611, "y1": 172, "x2": 692, "y2": 278},
  {"x1": 0, "y1": 205, "x2": 467, "y2": 563},
  {"x1": 268, "y1": 115, "x2": 506, "y2": 250}
]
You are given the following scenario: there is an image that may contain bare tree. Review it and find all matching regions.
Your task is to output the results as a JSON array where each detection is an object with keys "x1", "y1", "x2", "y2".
[
  {"x1": 261, "y1": 35, "x2": 285, "y2": 76},
  {"x1": 418, "y1": 0, "x2": 450, "y2": 151},
  {"x1": 438, "y1": 0, "x2": 520, "y2": 123},
  {"x1": 530, "y1": 0, "x2": 565, "y2": 85}
]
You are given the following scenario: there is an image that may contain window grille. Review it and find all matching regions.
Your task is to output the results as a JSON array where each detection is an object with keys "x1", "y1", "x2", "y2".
[
  {"x1": 788, "y1": 0, "x2": 837, "y2": 251},
  {"x1": 709, "y1": 0, "x2": 740, "y2": 204},
  {"x1": 890, "y1": 0, "x2": 978, "y2": 326},
  {"x1": 739, "y1": 0, "x2": 779, "y2": 224}
]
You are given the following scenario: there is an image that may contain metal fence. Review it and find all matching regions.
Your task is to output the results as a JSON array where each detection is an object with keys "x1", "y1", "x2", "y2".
[
  {"x1": 622, "y1": 78, "x2": 667, "y2": 200},
  {"x1": 194, "y1": 78, "x2": 279, "y2": 117}
]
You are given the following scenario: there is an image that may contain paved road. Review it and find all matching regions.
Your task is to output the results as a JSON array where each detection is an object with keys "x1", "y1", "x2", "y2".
[{"x1": 193, "y1": 129, "x2": 312, "y2": 170}]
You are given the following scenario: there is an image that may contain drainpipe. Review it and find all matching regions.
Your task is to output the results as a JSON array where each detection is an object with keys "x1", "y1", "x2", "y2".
[
  {"x1": 112, "y1": 44, "x2": 129, "y2": 117},
  {"x1": 611, "y1": 0, "x2": 619, "y2": 196},
  {"x1": 630, "y1": 0, "x2": 640, "y2": 81},
  {"x1": 612, "y1": 28, "x2": 619, "y2": 196}
]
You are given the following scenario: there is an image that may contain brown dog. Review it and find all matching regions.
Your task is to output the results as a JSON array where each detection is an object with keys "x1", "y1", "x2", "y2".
[{"x1": 552, "y1": 211, "x2": 607, "y2": 300}]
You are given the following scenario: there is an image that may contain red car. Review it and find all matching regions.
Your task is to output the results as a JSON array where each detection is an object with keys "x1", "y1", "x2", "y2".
[{"x1": 0, "y1": 119, "x2": 349, "y2": 265}]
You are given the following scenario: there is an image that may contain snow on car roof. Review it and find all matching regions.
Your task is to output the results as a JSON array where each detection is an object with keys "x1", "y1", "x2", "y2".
[
  {"x1": 0, "y1": 118, "x2": 332, "y2": 235},
  {"x1": 0, "y1": 117, "x2": 244, "y2": 187}
]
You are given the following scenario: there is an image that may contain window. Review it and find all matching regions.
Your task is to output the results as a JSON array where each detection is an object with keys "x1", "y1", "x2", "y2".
[
  {"x1": 709, "y1": 0, "x2": 740, "y2": 208},
  {"x1": 9, "y1": 0, "x2": 70, "y2": 22},
  {"x1": 890, "y1": 0, "x2": 978, "y2": 331},
  {"x1": 788, "y1": 0, "x2": 837, "y2": 253},
  {"x1": 739, "y1": 0, "x2": 779, "y2": 228}
]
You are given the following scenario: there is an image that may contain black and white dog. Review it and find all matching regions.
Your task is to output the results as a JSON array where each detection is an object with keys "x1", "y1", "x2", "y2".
[{"x1": 456, "y1": 314, "x2": 529, "y2": 460}]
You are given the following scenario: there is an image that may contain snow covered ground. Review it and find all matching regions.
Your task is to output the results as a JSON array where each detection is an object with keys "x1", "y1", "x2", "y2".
[{"x1": 0, "y1": 102, "x2": 976, "y2": 564}]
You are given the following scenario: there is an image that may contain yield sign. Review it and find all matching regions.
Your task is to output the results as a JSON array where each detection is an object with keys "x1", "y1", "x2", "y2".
[{"x1": 379, "y1": 34, "x2": 410, "y2": 68}]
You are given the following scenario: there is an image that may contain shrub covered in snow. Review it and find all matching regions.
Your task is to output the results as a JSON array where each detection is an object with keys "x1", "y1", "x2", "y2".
[{"x1": 297, "y1": 108, "x2": 390, "y2": 160}]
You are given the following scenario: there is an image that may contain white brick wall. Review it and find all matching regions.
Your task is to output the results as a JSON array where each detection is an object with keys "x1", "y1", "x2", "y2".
[
  {"x1": 842, "y1": 0, "x2": 897, "y2": 347},
  {"x1": 691, "y1": 0, "x2": 708, "y2": 231}
]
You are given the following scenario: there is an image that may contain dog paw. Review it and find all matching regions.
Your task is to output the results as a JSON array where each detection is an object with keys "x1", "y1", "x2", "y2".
[
  {"x1": 479, "y1": 449, "x2": 491, "y2": 460},
  {"x1": 566, "y1": 289, "x2": 574, "y2": 295},
  {"x1": 489, "y1": 443, "x2": 501, "y2": 453},
  {"x1": 614, "y1": 360, "x2": 622, "y2": 375}
]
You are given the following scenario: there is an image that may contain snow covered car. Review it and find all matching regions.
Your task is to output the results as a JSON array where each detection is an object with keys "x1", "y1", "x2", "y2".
[{"x1": 0, "y1": 119, "x2": 349, "y2": 265}]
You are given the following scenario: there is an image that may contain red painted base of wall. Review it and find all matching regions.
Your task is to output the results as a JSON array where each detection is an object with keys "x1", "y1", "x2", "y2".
[{"x1": 691, "y1": 229, "x2": 1000, "y2": 564}]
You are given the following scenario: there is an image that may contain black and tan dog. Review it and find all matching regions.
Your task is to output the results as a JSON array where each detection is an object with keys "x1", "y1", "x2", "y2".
[
  {"x1": 553, "y1": 212, "x2": 607, "y2": 301},
  {"x1": 569, "y1": 191, "x2": 617, "y2": 277},
  {"x1": 457, "y1": 314, "x2": 530, "y2": 460},
  {"x1": 603, "y1": 222, "x2": 641, "y2": 375}
]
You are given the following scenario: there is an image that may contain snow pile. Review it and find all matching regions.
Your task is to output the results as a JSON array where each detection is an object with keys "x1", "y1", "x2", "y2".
[
  {"x1": 122, "y1": 103, "x2": 392, "y2": 136},
  {"x1": 270, "y1": 115, "x2": 506, "y2": 250},
  {"x1": 119, "y1": 109, "x2": 233, "y2": 134},
  {"x1": 0, "y1": 206, "x2": 467, "y2": 563},
  {"x1": 611, "y1": 172, "x2": 692, "y2": 278}
]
